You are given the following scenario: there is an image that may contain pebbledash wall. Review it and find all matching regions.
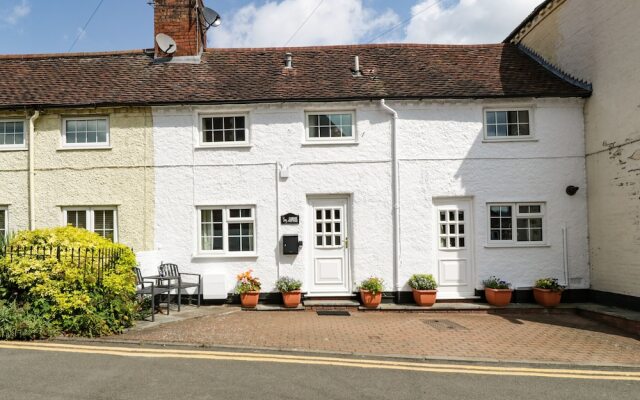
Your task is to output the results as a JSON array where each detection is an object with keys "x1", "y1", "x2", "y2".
[
  {"x1": 0, "y1": 107, "x2": 155, "y2": 252},
  {"x1": 145, "y1": 97, "x2": 589, "y2": 299},
  {"x1": 507, "y1": 0, "x2": 640, "y2": 301}
]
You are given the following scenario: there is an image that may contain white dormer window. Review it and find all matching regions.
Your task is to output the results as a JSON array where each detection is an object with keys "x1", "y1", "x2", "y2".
[
  {"x1": 200, "y1": 115, "x2": 249, "y2": 146},
  {"x1": 484, "y1": 109, "x2": 531, "y2": 140},
  {"x1": 0, "y1": 120, "x2": 26, "y2": 150},
  {"x1": 62, "y1": 117, "x2": 110, "y2": 148},
  {"x1": 306, "y1": 112, "x2": 355, "y2": 143}
]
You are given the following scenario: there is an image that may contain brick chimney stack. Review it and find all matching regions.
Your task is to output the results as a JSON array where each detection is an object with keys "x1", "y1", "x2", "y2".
[{"x1": 154, "y1": 0, "x2": 207, "y2": 60}]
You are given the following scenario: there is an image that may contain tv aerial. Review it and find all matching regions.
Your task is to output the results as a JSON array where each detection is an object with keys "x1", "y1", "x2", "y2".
[
  {"x1": 155, "y1": 33, "x2": 177, "y2": 55},
  {"x1": 202, "y1": 6, "x2": 222, "y2": 30}
]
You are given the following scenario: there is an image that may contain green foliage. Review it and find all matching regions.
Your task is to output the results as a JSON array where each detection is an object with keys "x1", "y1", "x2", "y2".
[
  {"x1": 408, "y1": 274, "x2": 438, "y2": 290},
  {"x1": 359, "y1": 277, "x2": 384, "y2": 295},
  {"x1": 235, "y1": 269, "x2": 261, "y2": 294},
  {"x1": 482, "y1": 276, "x2": 511, "y2": 289},
  {"x1": 275, "y1": 276, "x2": 302, "y2": 292},
  {"x1": 534, "y1": 277, "x2": 565, "y2": 291},
  {"x1": 0, "y1": 301, "x2": 59, "y2": 340},
  {"x1": 0, "y1": 226, "x2": 137, "y2": 338}
]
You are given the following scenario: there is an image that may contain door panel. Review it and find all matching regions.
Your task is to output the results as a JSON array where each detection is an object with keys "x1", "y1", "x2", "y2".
[
  {"x1": 308, "y1": 197, "x2": 350, "y2": 295},
  {"x1": 434, "y1": 199, "x2": 474, "y2": 298}
]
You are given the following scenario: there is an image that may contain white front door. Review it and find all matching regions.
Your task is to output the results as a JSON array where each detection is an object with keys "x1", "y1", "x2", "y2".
[
  {"x1": 434, "y1": 199, "x2": 475, "y2": 298},
  {"x1": 308, "y1": 197, "x2": 351, "y2": 295}
]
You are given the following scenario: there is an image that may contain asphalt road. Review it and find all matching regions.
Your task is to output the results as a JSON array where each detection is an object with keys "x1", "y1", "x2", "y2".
[{"x1": 0, "y1": 343, "x2": 638, "y2": 400}]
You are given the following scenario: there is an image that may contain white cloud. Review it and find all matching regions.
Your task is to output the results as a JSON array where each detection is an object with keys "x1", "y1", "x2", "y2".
[
  {"x1": 208, "y1": 0, "x2": 400, "y2": 48},
  {"x1": 3, "y1": 0, "x2": 30, "y2": 25},
  {"x1": 402, "y1": 0, "x2": 543, "y2": 44}
]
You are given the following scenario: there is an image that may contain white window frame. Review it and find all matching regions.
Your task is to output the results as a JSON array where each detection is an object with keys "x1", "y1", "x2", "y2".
[
  {"x1": 304, "y1": 110, "x2": 357, "y2": 144},
  {"x1": 61, "y1": 116, "x2": 110, "y2": 149},
  {"x1": 196, "y1": 205, "x2": 257, "y2": 257},
  {"x1": 0, "y1": 119, "x2": 27, "y2": 151},
  {"x1": 483, "y1": 107, "x2": 534, "y2": 141},
  {"x1": 0, "y1": 206, "x2": 7, "y2": 239},
  {"x1": 62, "y1": 207, "x2": 118, "y2": 241},
  {"x1": 198, "y1": 114, "x2": 250, "y2": 148},
  {"x1": 487, "y1": 202, "x2": 546, "y2": 247}
]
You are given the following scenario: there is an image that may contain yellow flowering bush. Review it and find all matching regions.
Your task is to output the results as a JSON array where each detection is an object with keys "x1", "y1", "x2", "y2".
[{"x1": 0, "y1": 227, "x2": 137, "y2": 337}]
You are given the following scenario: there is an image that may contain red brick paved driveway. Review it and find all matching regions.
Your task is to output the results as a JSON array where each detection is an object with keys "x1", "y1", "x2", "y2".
[{"x1": 120, "y1": 309, "x2": 640, "y2": 365}]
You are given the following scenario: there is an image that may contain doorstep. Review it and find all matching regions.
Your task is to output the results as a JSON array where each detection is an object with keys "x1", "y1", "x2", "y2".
[
  {"x1": 303, "y1": 299, "x2": 361, "y2": 309},
  {"x1": 245, "y1": 304, "x2": 305, "y2": 311}
]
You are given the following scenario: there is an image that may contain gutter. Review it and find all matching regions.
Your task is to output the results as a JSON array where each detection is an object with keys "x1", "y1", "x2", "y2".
[
  {"x1": 28, "y1": 110, "x2": 40, "y2": 230},
  {"x1": 380, "y1": 99, "x2": 400, "y2": 299}
]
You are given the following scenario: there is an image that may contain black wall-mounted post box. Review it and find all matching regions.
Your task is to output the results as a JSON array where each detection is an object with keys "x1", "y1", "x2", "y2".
[{"x1": 282, "y1": 235, "x2": 302, "y2": 255}]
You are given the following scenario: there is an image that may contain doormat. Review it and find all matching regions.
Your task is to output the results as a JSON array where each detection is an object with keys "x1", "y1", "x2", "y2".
[
  {"x1": 423, "y1": 319, "x2": 468, "y2": 331},
  {"x1": 317, "y1": 310, "x2": 351, "y2": 316}
]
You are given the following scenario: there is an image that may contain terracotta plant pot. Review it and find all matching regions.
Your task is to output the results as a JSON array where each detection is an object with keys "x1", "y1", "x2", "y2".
[
  {"x1": 360, "y1": 290, "x2": 382, "y2": 308},
  {"x1": 240, "y1": 291, "x2": 260, "y2": 308},
  {"x1": 484, "y1": 288, "x2": 513, "y2": 307},
  {"x1": 533, "y1": 288, "x2": 563, "y2": 307},
  {"x1": 282, "y1": 290, "x2": 302, "y2": 308},
  {"x1": 412, "y1": 289, "x2": 437, "y2": 306}
]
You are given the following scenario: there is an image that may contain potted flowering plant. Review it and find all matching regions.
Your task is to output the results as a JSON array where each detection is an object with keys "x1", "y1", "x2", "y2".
[
  {"x1": 359, "y1": 277, "x2": 384, "y2": 308},
  {"x1": 275, "y1": 276, "x2": 303, "y2": 308},
  {"x1": 235, "y1": 269, "x2": 261, "y2": 308},
  {"x1": 408, "y1": 274, "x2": 438, "y2": 306},
  {"x1": 482, "y1": 276, "x2": 513, "y2": 307},
  {"x1": 533, "y1": 277, "x2": 565, "y2": 307}
]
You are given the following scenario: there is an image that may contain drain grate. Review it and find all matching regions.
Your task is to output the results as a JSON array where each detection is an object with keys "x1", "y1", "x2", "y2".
[
  {"x1": 423, "y1": 319, "x2": 467, "y2": 331},
  {"x1": 317, "y1": 310, "x2": 351, "y2": 316}
]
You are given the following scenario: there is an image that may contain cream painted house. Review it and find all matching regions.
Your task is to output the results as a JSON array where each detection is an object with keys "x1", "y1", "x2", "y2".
[
  {"x1": 0, "y1": 107, "x2": 154, "y2": 251},
  {"x1": 506, "y1": 0, "x2": 640, "y2": 307}
]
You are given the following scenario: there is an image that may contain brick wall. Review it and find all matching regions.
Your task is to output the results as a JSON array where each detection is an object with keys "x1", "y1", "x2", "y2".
[{"x1": 154, "y1": 0, "x2": 206, "y2": 58}]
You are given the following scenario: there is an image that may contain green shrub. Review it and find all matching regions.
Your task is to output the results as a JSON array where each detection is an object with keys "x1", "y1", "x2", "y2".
[
  {"x1": 482, "y1": 276, "x2": 511, "y2": 289},
  {"x1": 0, "y1": 301, "x2": 59, "y2": 340},
  {"x1": 359, "y1": 277, "x2": 384, "y2": 295},
  {"x1": 0, "y1": 226, "x2": 137, "y2": 338},
  {"x1": 534, "y1": 277, "x2": 565, "y2": 291},
  {"x1": 408, "y1": 274, "x2": 438, "y2": 290},
  {"x1": 275, "y1": 276, "x2": 302, "y2": 292}
]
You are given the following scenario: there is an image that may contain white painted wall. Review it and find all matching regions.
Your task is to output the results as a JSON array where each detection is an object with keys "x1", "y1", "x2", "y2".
[{"x1": 151, "y1": 98, "x2": 588, "y2": 297}]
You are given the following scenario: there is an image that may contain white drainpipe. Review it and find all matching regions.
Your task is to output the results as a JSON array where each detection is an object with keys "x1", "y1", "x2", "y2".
[
  {"x1": 380, "y1": 99, "x2": 400, "y2": 297},
  {"x1": 28, "y1": 110, "x2": 40, "y2": 230}
]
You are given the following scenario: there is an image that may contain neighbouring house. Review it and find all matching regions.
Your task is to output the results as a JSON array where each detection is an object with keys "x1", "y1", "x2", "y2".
[
  {"x1": 505, "y1": 0, "x2": 640, "y2": 308},
  {"x1": 1, "y1": 0, "x2": 593, "y2": 303}
]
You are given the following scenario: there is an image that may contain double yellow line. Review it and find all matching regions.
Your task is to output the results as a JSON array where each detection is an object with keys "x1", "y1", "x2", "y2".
[{"x1": 0, "y1": 341, "x2": 638, "y2": 381}]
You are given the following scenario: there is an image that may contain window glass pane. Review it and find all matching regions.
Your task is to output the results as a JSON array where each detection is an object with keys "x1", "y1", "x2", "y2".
[
  {"x1": 531, "y1": 229, "x2": 543, "y2": 241},
  {"x1": 459, "y1": 237, "x2": 465, "y2": 247},
  {"x1": 458, "y1": 211, "x2": 464, "y2": 221},
  {"x1": 486, "y1": 125, "x2": 496, "y2": 136},
  {"x1": 449, "y1": 237, "x2": 456, "y2": 247},
  {"x1": 325, "y1": 209, "x2": 332, "y2": 219},
  {"x1": 223, "y1": 117, "x2": 234, "y2": 129},
  {"x1": 500, "y1": 206, "x2": 512, "y2": 217},
  {"x1": 529, "y1": 205, "x2": 541, "y2": 213},
  {"x1": 440, "y1": 237, "x2": 447, "y2": 247},
  {"x1": 319, "y1": 126, "x2": 330, "y2": 137},
  {"x1": 228, "y1": 223, "x2": 240, "y2": 236},
  {"x1": 517, "y1": 229, "x2": 528, "y2": 242},
  {"x1": 334, "y1": 222, "x2": 341, "y2": 233},
  {"x1": 319, "y1": 115, "x2": 330, "y2": 125},
  {"x1": 489, "y1": 206, "x2": 500, "y2": 217},
  {"x1": 316, "y1": 223, "x2": 322, "y2": 233},
  {"x1": 486, "y1": 112, "x2": 496, "y2": 124},
  {"x1": 518, "y1": 110, "x2": 529, "y2": 123},
  {"x1": 325, "y1": 235, "x2": 332, "y2": 245},
  {"x1": 530, "y1": 218, "x2": 542, "y2": 228},
  {"x1": 309, "y1": 126, "x2": 319, "y2": 137},
  {"x1": 316, "y1": 236, "x2": 323, "y2": 246},
  {"x1": 235, "y1": 117, "x2": 245, "y2": 129},
  {"x1": 203, "y1": 118, "x2": 213, "y2": 130},
  {"x1": 316, "y1": 210, "x2": 322, "y2": 220},
  {"x1": 230, "y1": 209, "x2": 240, "y2": 218},
  {"x1": 458, "y1": 224, "x2": 464, "y2": 234},
  {"x1": 496, "y1": 111, "x2": 507, "y2": 124},
  {"x1": 214, "y1": 131, "x2": 224, "y2": 142},
  {"x1": 496, "y1": 124, "x2": 507, "y2": 136},
  {"x1": 236, "y1": 130, "x2": 246, "y2": 142},
  {"x1": 334, "y1": 235, "x2": 341, "y2": 246},
  {"x1": 325, "y1": 223, "x2": 332, "y2": 233},
  {"x1": 507, "y1": 124, "x2": 518, "y2": 136},
  {"x1": 240, "y1": 209, "x2": 251, "y2": 218},
  {"x1": 224, "y1": 130, "x2": 234, "y2": 142},
  {"x1": 507, "y1": 111, "x2": 518, "y2": 123},
  {"x1": 213, "y1": 118, "x2": 223, "y2": 130},
  {"x1": 503, "y1": 230, "x2": 512, "y2": 240},
  {"x1": 519, "y1": 124, "x2": 530, "y2": 136},
  {"x1": 229, "y1": 237, "x2": 241, "y2": 251},
  {"x1": 449, "y1": 224, "x2": 456, "y2": 234},
  {"x1": 309, "y1": 115, "x2": 318, "y2": 126},
  {"x1": 241, "y1": 237, "x2": 252, "y2": 251}
]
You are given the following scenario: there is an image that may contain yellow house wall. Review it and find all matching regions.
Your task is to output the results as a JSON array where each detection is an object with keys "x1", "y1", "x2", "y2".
[
  {"x1": 0, "y1": 107, "x2": 154, "y2": 251},
  {"x1": 518, "y1": 0, "x2": 640, "y2": 297}
]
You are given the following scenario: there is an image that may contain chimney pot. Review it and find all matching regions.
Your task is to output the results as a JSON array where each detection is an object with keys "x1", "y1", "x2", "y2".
[
  {"x1": 285, "y1": 52, "x2": 293, "y2": 68},
  {"x1": 352, "y1": 55, "x2": 361, "y2": 76}
]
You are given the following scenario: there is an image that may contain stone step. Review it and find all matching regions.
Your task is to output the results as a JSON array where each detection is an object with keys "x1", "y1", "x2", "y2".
[{"x1": 303, "y1": 299, "x2": 361, "y2": 308}]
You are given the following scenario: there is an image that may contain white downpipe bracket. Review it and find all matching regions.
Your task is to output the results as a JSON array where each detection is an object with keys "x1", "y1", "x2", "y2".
[
  {"x1": 380, "y1": 99, "x2": 400, "y2": 294},
  {"x1": 28, "y1": 110, "x2": 40, "y2": 230}
]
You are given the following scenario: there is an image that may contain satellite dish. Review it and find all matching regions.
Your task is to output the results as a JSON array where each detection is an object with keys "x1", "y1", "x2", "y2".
[
  {"x1": 155, "y1": 33, "x2": 177, "y2": 54},
  {"x1": 202, "y1": 7, "x2": 221, "y2": 29}
]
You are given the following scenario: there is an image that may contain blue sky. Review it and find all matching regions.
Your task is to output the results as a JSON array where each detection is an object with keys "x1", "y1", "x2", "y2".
[{"x1": 0, "y1": 0, "x2": 541, "y2": 55}]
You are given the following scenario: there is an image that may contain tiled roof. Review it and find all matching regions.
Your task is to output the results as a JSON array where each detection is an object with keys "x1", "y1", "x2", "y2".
[{"x1": 0, "y1": 43, "x2": 590, "y2": 109}]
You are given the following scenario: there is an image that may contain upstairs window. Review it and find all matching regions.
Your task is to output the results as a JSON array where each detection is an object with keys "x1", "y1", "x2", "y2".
[
  {"x1": 306, "y1": 112, "x2": 355, "y2": 142},
  {"x1": 201, "y1": 115, "x2": 248, "y2": 146},
  {"x1": 63, "y1": 207, "x2": 117, "y2": 241},
  {"x1": 485, "y1": 110, "x2": 531, "y2": 139},
  {"x1": 488, "y1": 203, "x2": 544, "y2": 245},
  {"x1": 62, "y1": 117, "x2": 109, "y2": 147},
  {"x1": 0, "y1": 120, "x2": 25, "y2": 149}
]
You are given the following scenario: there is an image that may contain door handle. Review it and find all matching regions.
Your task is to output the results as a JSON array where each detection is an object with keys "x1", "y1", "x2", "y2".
[{"x1": 344, "y1": 237, "x2": 349, "y2": 249}]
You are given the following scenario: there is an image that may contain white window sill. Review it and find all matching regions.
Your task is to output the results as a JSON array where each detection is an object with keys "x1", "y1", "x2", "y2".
[
  {"x1": 484, "y1": 243, "x2": 550, "y2": 248},
  {"x1": 482, "y1": 138, "x2": 538, "y2": 143},
  {"x1": 192, "y1": 253, "x2": 258, "y2": 260},
  {"x1": 0, "y1": 147, "x2": 27, "y2": 152},
  {"x1": 57, "y1": 146, "x2": 112, "y2": 151},
  {"x1": 301, "y1": 140, "x2": 358, "y2": 146},
  {"x1": 195, "y1": 143, "x2": 252, "y2": 149}
]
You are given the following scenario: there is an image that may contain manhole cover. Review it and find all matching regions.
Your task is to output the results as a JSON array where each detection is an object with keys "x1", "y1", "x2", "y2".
[
  {"x1": 423, "y1": 319, "x2": 467, "y2": 331},
  {"x1": 317, "y1": 310, "x2": 351, "y2": 316}
]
